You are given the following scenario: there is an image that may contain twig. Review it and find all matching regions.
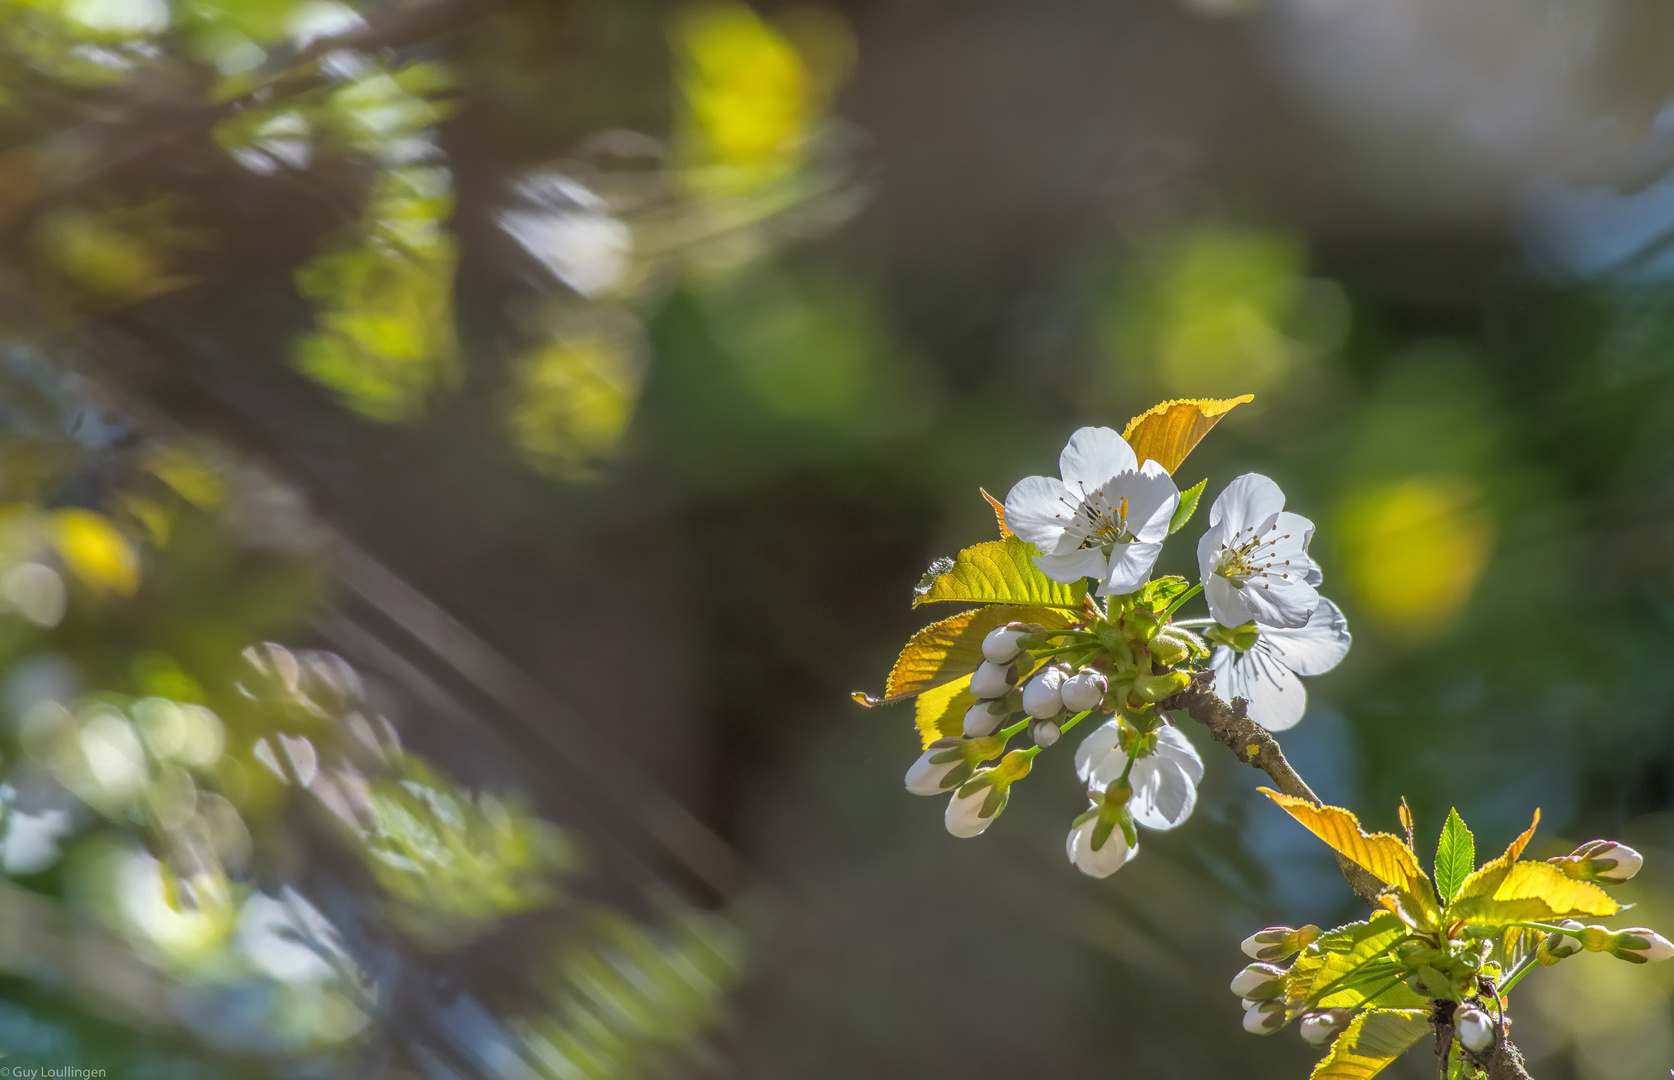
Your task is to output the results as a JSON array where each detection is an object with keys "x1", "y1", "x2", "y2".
[{"x1": 1164, "y1": 673, "x2": 1385, "y2": 907}]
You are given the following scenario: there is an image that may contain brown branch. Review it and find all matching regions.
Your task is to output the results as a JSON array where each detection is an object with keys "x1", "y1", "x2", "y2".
[{"x1": 1164, "y1": 673, "x2": 1385, "y2": 907}]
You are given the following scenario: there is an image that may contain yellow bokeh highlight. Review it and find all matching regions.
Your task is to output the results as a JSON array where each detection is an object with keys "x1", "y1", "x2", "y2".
[
  {"x1": 51, "y1": 508, "x2": 140, "y2": 597},
  {"x1": 1337, "y1": 475, "x2": 1494, "y2": 639},
  {"x1": 507, "y1": 320, "x2": 646, "y2": 479},
  {"x1": 1116, "y1": 226, "x2": 1344, "y2": 397},
  {"x1": 672, "y1": 2, "x2": 850, "y2": 197}
]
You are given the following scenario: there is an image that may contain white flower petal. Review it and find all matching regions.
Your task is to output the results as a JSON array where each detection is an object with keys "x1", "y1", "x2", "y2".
[
  {"x1": 1208, "y1": 473, "x2": 1286, "y2": 535},
  {"x1": 1202, "y1": 563, "x2": 1256, "y2": 628},
  {"x1": 1241, "y1": 576, "x2": 1320, "y2": 630},
  {"x1": 1005, "y1": 474, "x2": 1078, "y2": 551},
  {"x1": 1153, "y1": 725, "x2": 1204, "y2": 786},
  {"x1": 1123, "y1": 461, "x2": 1183, "y2": 543},
  {"x1": 1074, "y1": 720, "x2": 1123, "y2": 783},
  {"x1": 1035, "y1": 546, "x2": 1110, "y2": 584},
  {"x1": 1129, "y1": 737, "x2": 1200, "y2": 830},
  {"x1": 1261, "y1": 598, "x2": 1351, "y2": 677},
  {"x1": 1212, "y1": 645, "x2": 1308, "y2": 731},
  {"x1": 1098, "y1": 542, "x2": 1164, "y2": 595},
  {"x1": 1067, "y1": 815, "x2": 1137, "y2": 878},
  {"x1": 1059, "y1": 427, "x2": 1137, "y2": 493}
]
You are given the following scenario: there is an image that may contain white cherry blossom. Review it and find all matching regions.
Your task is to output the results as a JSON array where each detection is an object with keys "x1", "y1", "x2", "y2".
[
  {"x1": 1196, "y1": 474, "x2": 1321, "y2": 630},
  {"x1": 1075, "y1": 721, "x2": 1204, "y2": 831},
  {"x1": 1208, "y1": 598, "x2": 1351, "y2": 732},
  {"x1": 1066, "y1": 811, "x2": 1137, "y2": 878},
  {"x1": 1004, "y1": 427, "x2": 1180, "y2": 596}
]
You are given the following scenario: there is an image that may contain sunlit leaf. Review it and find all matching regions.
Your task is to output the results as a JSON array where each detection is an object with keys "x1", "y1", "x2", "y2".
[
  {"x1": 915, "y1": 675, "x2": 973, "y2": 747},
  {"x1": 1286, "y1": 913, "x2": 1414, "y2": 1009},
  {"x1": 1260, "y1": 790, "x2": 1429, "y2": 897},
  {"x1": 51, "y1": 509, "x2": 139, "y2": 597},
  {"x1": 979, "y1": 488, "x2": 1013, "y2": 538},
  {"x1": 1450, "y1": 861, "x2": 1618, "y2": 926},
  {"x1": 1168, "y1": 478, "x2": 1206, "y2": 535},
  {"x1": 913, "y1": 537, "x2": 1085, "y2": 610},
  {"x1": 885, "y1": 604, "x2": 1073, "y2": 699},
  {"x1": 1121, "y1": 395, "x2": 1254, "y2": 474},
  {"x1": 1453, "y1": 810, "x2": 1540, "y2": 902},
  {"x1": 1434, "y1": 807, "x2": 1475, "y2": 901},
  {"x1": 1310, "y1": 1010, "x2": 1430, "y2": 1080}
]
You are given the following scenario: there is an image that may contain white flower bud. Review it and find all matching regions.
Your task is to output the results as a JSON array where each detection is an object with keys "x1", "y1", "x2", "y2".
[
  {"x1": 1543, "y1": 919, "x2": 1585, "y2": 959},
  {"x1": 1060, "y1": 670, "x2": 1107, "y2": 713},
  {"x1": 969, "y1": 661, "x2": 1017, "y2": 700},
  {"x1": 904, "y1": 744, "x2": 963, "y2": 796},
  {"x1": 963, "y1": 701, "x2": 1004, "y2": 737},
  {"x1": 1242, "y1": 999, "x2": 1286, "y2": 1035},
  {"x1": 1299, "y1": 1011, "x2": 1347, "y2": 1047},
  {"x1": 1021, "y1": 666, "x2": 1066, "y2": 719},
  {"x1": 1066, "y1": 813, "x2": 1136, "y2": 878},
  {"x1": 1455, "y1": 1004, "x2": 1493, "y2": 1053},
  {"x1": 1240, "y1": 925, "x2": 1319, "y2": 961},
  {"x1": 1032, "y1": 720, "x2": 1060, "y2": 747},
  {"x1": 982, "y1": 625, "x2": 1027, "y2": 664},
  {"x1": 945, "y1": 782, "x2": 1002, "y2": 838},
  {"x1": 1608, "y1": 927, "x2": 1674, "y2": 963},
  {"x1": 1229, "y1": 963, "x2": 1286, "y2": 1000},
  {"x1": 1587, "y1": 841, "x2": 1643, "y2": 884}
]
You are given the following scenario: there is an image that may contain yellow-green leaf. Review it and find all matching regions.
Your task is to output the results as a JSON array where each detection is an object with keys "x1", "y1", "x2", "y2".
[
  {"x1": 1453, "y1": 810, "x2": 1540, "y2": 902},
  {"x1": 886, "y1": 605, "x2": 1074, "y2": 699},
  {"x1": 1450, "y1": 861, "x2": 1618, "y2": 926},
  {"x1": 912, "y1": 537, "x2": 1085, "y2": 610},
  {"x1": 1260, "y1": 789, "x2": 1429, "y2": 897},
  {"x1": 51, "y1": 509, "x2": 139, "y2": 597},
  {"x1": 1286, "y1": 913, "x2": 1418, "y2": 1010},
  {"x1": 1310, "y1": 1010, "x2": 1430, "y2": 1080},
  {"x1": 915, "y1": 676, "x2": 973, "y2": 747},
  {"x1": 1168, "y1": 478, "x2": 1207, "y2": 535},
  {"x1": 1121, "y1": 395, "x2": 1254, "y2": 474}
]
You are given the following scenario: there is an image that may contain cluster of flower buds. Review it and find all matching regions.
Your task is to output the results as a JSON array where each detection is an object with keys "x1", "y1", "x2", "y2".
[
  {"x1": 1549, "y1": 839, "x2": 1643, "y2": 886},
  {"x1": 904, "y1": 731, "x2": 1036, "y2": 838},
  {"x1": 1228, "y1": 926, "x2": 1321, "y2": 1035}
]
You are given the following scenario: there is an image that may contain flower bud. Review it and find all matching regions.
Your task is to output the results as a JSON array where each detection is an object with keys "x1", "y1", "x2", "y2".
[
  {"x1": 1126, "y1": 610, "x2": 1160, "y2": 643},
  {"x1": 1606, "y1": 928, "x2": 1674, "y2": 964},
  {"x1": 1552, "y1": 839, "x2": 1643, "y2": 886},
  {"x1": 1229, "y1": 963, "x2": 1287, "y2": 1000},
  {"x1": 905, "y1": 741, "x2": 965, "y2": 795},
  {"x1": 1031, "y1": 719, "x2": 1060, "y2": 747},
  {"x1": 1148, "y1": 634, "x2": 1189, "y2": 667},
  {"x1": 1242, "y1": 999, "x2": 1286, "y2": 1036},
  {"x1": 1022, "y1": 666, "x2": 1067, "y2": 718},
  {"x1": 970, "y1": 661, "x2": 1018, "y2": 700},
  {"x1": 1299, "y1": 1010, "x2": 1348, "y2": 1047},
  {"x1": 1453, "y1": 1004, "x2": 1492, "y2": 1052},
  {"x1": 1539, "y1": 919, "x2": 1585, "y2": 961},
  {"x1": 982, "y1": 624, "x2": 1028, "y2": 664},
  {"x1": 1060, "y1": 670, "x2": 1107, "y2": 713},
  {"x1": 1130, "y1": 670, "x2": 1191, "y2": 703},
  {"x1": 945, "y1": 776, "x2": 1006, "y2": 838},
  {"x1": 1066, "y1": 809, "x2": 1137, "y2": 878},
  {"x1": 1240, "y1": 925, "x2": 1320, "y2": 962},
  {"x1": 963, "y1": 700, "x2": 1006, "y2": 738}
]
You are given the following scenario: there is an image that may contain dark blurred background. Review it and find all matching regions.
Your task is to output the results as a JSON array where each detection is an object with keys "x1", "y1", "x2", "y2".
[{"x1": 0, "y1": 0, "x2": 1668, "y2": 1077}]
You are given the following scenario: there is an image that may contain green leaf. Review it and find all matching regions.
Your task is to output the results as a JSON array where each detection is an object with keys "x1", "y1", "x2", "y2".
[
  {"x1": 1311, "y1": 1010, "x2": 1430, "y2": 1080},
  {"x1": 912, "y1": 538, "x2": 1085, "y2": 610},
  {"x1": 1168, "y1": 479, "x2": 1207, "y2": 535},
  {"x1": 1286, "y1": 913, "x2": 1413, "y2": 1010},
  {"x1": 1434, "y1": 807, "x2": 1476, "y2": 901},
  {"x1": 1137, "y1": 575, "x2": 1190, "y2": 609}
]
